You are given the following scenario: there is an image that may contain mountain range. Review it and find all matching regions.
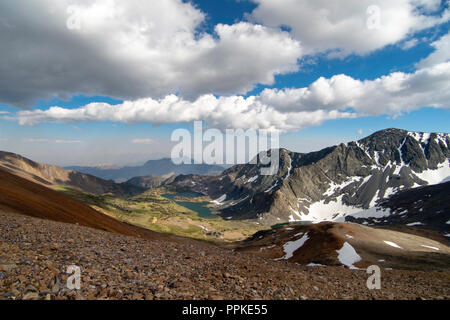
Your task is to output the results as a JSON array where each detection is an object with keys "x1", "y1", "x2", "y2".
[
  {"x1": 0, "y1": 128, "x2": 449, "y2": 277},
  {"x1": 66, "y1": 158, "x2": 225, "y2": 182},
  {"x1": 3, "y1": 128, "x2": 449, "y2": 235},
  {"x1": 167, "y1": 129, "x2": 450, "y2": 231}
]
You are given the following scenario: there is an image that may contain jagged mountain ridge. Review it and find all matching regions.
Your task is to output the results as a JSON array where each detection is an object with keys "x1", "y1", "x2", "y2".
[
  {"x1": 0, "y1": 151, "x2": 144, "y2": 196},
  {"x1": 168, "y1": 129, "x2": 450, "y2": 226}
]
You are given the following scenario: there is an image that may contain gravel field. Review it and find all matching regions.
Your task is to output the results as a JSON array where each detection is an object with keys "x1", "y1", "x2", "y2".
[{"x1": 1, "y1": 211, "x2": 449, "y2": 300}]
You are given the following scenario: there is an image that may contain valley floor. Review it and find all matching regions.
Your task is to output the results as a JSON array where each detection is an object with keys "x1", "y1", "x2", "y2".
[
  {"x1": 1, "y1": 210, "x2": 449, "y2": 300},
  {"x1": 54, "y1": 186, "x2": 266, "y2": 242}
]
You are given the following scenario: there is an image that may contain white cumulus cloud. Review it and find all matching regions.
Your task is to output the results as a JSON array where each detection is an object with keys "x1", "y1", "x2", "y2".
[
  {"x1": 8, "y1": 62, "x2": 450, "y2": 132},
  {"x1": 0, "y1": 0, "x2": 302, "y2": 107},
  {"x1": 417, "y1": 31, "x2": 450, "y2": 67},
  {"x1": 249, "y1": 0, "x2": 450, "y2": 56},
  {"x1": 259, "y1": 62, "x2": 450, "y2": 117},
  {"x1": 2, "y1": 0, "x2": 450, "y2": 133}
]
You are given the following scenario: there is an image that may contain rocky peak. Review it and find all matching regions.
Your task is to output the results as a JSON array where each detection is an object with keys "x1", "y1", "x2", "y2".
[
  {"x1": 177, "y1": 128, "x2": 449, "y2": 226},
  {"x1": 353, "y1": 129, "x2": 449, "y2": 171}
]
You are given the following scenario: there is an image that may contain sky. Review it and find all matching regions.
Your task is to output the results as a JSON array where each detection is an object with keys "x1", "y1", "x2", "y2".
[{"x1": 0, "y1": 0, "x2": 449, "y2": 166}]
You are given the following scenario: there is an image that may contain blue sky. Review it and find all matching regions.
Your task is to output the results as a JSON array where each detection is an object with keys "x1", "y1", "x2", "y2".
[{"x1": 0, "y1": 0, "x2": 449, "y2": 166}]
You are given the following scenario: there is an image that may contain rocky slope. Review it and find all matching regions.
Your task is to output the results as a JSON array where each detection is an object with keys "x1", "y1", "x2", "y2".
[
  {"x1": 0, "y1": 168, "x2": 175, "y2": 242},
  {"x1": 169, "y1": 129, "x2": 449, "y2": 226},
  {"x1": 346, "y1": 181, "x2": 450, "y2": 236},
  {"x1": 1, "y1": 209, "x2": 449, "y2": 300},
  {"x1": 0, "y1": 151, "x2": 144, "y2": 196},
  {"x1": 125, "y1": 175, "x2": 167, "y2": 189},
  {"x1": 67, "y1": 158, "x2": 225, "y2": 182},
  {"x1": 236, "y1": 222, "x2": 450, "y2": 272}
]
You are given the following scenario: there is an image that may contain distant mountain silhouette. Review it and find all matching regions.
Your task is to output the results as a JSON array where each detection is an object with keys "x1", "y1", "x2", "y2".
[{"x1": 66, "y1": 158, "x2": 225, "y2": 182}]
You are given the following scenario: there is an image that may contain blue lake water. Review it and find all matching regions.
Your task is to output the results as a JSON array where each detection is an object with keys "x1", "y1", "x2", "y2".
[{"x1": 162, "y1": 192, "x2": 217, "y2": 219}]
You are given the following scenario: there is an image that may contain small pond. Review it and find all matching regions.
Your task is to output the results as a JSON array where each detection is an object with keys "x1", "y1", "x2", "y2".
[{"x1": 162, "y1": 192, "x2": 217, "y2": 219}]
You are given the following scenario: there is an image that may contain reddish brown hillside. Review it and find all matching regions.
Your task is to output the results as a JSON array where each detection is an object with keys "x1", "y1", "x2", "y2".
[
  {"x1": 0, "y1": 168, "x2": 172, "y2": 241},
  {"x1": 0, "y1": 151, "x2": 144, "y2": 196},
  {"x1": 236, "y1": 222, "x2": 450, "y2": 271}
]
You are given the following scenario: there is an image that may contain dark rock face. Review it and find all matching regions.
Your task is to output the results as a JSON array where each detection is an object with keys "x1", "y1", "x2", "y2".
[
  {"x1": 346, "y1": 182, "x2": 450, "y2": 235},
  {"x1": 168, "y1": 129, "x2": 449, "y2": 226},
  {"x1": 125, "y1": 175, "x2": 166, "y2": 189}
]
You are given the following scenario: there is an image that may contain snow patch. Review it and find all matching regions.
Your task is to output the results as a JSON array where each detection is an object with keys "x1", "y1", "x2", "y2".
[
  {"x1": 408, "y1": 131, "x2": 432, "y2": 144},
  {"x1": 306, "y1": 195, "x2": 362, "y2": 223},
  {"x1": 264, "y1": 181, "x2": 279, "y2": 193},
  {"x1": 284, "y1": 155, "x2": 293, "y2": 180},
  {"x1": 345, "y1": 206, "x2": 391, "y2": 220},
  {"x1": 369, "y1": 190, "x2": 380, "y2": 207},
  {"x1": 384, "y1": 187, "x2": 397, "y2": 198},
  {"x1": 211, "y1": 194, "x2": 227, "y2": 205},
  {"x1": 276, "y1": 233, "x2": 310, "y2": 260},
  {"x1": 397, "y1": 138, "x2": 407, "y2": 166},
  {"x1": 384, "y1": 241, "x2": 403, "y2": 249},
  {"x1": 323, "y1": 176, "x2": 361, "y2": 197},
  {"x1": 406, "y1": 222, "x2": 424, "y2": 227},
  {"x1": 336, "y1": 242, "x2": 361, "y2": 270},
  {"x1": 247, "y1": 175, "x2": 259, "y2": 184},
  {"x1": 374, "y1": 151, "x2": 380, "y2": 165},
  {"x1": 435, "y1": 133, "x2": 449, "y2": 148},
  {"x1": 393, "y1": 164, "x2": 402, "y2": 175},
  {"x1": 414, "y1": 159, "x2": 450, "y2": 185},
  {"x1": 420, "y1": 245, "x2": 439, "y2": 251}
]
